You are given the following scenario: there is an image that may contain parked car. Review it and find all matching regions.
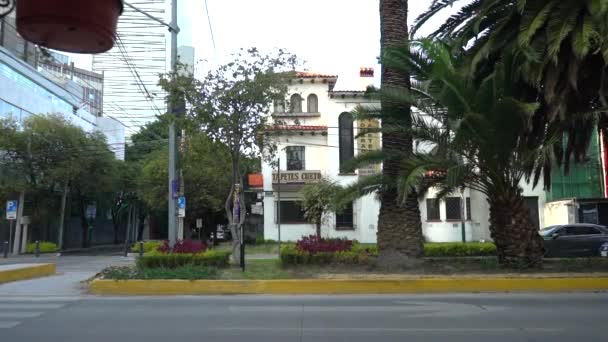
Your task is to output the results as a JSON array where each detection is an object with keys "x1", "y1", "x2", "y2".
[{"x1": 541, "y1": 224, "x2": 608, "y2": 257}]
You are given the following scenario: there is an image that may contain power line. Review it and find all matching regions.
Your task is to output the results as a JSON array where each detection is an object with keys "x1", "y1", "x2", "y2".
[{"x1": 204, "y1": 0, "x2": 216, "y2": 51}]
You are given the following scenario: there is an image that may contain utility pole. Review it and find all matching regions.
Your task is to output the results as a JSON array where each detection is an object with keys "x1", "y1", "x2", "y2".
[
  {"x1": 168, "y1": 0, "x2": 179, "y2": 247},
  {"x1": 277, "y1": 155, "x2": 281, "y2": 254},
  {"x1": 459, "y1": 186, "x2": 466, "y2": 243}
]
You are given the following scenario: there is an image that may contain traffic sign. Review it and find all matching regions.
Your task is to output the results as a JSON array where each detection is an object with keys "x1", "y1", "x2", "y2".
[
  {"x1": 86, "y1": 204, "x2": 97, "y2": 219},
  {"x1": 6, "y1": 200, "x2": 17, "y2": 220},
  {"x1": 178, "y1": 196, "x2": 186, "y2": 218}
]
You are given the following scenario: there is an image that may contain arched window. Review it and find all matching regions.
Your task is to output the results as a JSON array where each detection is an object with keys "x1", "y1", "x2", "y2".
[
  {"x1": 290, "y1": 94, "x2": 302, "y2": 113},
  {"x1": 339, "y1": 112, "x2": 354, "y2": 172},
  {"x1": 307, "y1": 94, "x2": 318, "y2": 113}
]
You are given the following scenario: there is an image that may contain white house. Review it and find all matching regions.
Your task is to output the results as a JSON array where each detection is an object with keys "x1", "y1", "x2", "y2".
[{"x1": 261, "y1": 69, "x2": 546, "y2": 243}]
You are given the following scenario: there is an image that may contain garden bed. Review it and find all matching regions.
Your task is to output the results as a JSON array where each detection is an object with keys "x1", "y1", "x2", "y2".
[{"x1": 97, "y1": 257, "x2": 608, "y2": 281}]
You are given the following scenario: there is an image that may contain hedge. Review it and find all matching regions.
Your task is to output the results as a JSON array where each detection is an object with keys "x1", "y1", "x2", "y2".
[
  {"x1": 424, "y1": 242, "x2": 496, "y2": 257},
  {"x1": 130, "y1": 240, "x2": 162, "y2": 253},
  {"x1": 280, "y1": 245, "x2": 375, "y2": 266},
  {"x1": 281, "y1": 242, "x2": 496, "y2": 266},
  {"x1": 137, "y1": 250, "x2": 231, "y2": 269},
  {"x1": 25, "y1": 241, "x2": 58, "y2": 254}
]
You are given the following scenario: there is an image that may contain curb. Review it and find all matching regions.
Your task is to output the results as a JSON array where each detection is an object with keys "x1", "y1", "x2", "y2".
[
  {"x1": 0, "y1": 264, "x2": 56, "y2": 284},
  {"x1": 89, "y1": 277, "x2": 608, "y2": 295}
]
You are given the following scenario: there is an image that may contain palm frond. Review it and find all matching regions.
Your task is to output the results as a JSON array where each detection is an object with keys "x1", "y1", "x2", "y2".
[{"x1": 334, "y1": 174, "x2": 385, "y2": 208}]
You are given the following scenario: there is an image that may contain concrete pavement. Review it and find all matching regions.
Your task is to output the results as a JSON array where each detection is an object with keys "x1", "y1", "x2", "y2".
[
  {"x1": 0, "y1": 293, "x2": 606, "y2": 341},
  {"x1": 0, "y1": 255, "x2": 133, "y2": 296}
]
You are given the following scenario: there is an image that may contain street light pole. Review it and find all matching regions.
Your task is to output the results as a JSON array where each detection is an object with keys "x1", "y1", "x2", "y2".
[
  {"x1": 167, "y1": 0, "x2": 179, "y2": 247},
  {"x1": 460, "y1": 186, "x2": 466, "y2": 243},
  {"x1": 276, "y1": 154, "x2": 281, "y2": 254}
]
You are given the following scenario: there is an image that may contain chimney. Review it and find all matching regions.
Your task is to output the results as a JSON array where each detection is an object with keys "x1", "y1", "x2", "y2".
[{"x1": 360, "y1": 67, "x2": 374, "y2": 78}]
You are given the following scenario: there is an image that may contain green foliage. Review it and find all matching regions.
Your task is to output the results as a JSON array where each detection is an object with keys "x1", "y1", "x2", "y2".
[
  {"x1": 99, "y1": 265, "x2": 218, "y2": 280},
  {"x1": 136, "y1": 133, "x2": 232, "y2": 214},
  {"x1": 25, "y1": 241, "x2": 58, "y2": 254},
  {"x1": 299, "y1": 179, "x2": 341, "y2": 234},
  {"x1": 280, "y1": 244, "x2": 377, "y2": 266},
  {"x1": 159, "y1": 48, "x2": 300, "y2": 240},
  {"x1": 137, "y1": 250, "x2": 231, "y2": 269},
  {"x1": 280, "y1": 242, "x2": 497, "y2": 265},
  {"x1": 424, "y1": 243, "x2": 496, "y2": 257},
  {"x1": 413, "y1": 0, "x2": 608, "y2": 169},
  {"x1": 130, "y1": 240, "x2": 162, "y2": 253}
]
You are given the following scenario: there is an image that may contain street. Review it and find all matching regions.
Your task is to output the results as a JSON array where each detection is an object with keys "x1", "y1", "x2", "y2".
[{"x1": 0, "y1": 293, "x2": 606, "y2": 341}]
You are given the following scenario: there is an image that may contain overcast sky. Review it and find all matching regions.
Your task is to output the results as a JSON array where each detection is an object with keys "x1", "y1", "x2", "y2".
[{"x1": 71, "y1": 0, "x2": 458, "y2": 84}]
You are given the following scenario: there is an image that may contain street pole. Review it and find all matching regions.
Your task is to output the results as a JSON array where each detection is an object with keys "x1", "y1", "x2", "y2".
[
  {"x1": 57, "y1": 183, "x2": 68, "y2": 252},
  {"x1": 277, "y1": 155, "x2": 281, "y2": 254},
  {"x1": 460, "y1": 187, "x2": 466, "y2": 243},
  {"x1": 12, "y1": 190, "x2": 25, "y2": 255},
  {"x1": 167, "y1": 0, "x2": 178, "y2": 247}
]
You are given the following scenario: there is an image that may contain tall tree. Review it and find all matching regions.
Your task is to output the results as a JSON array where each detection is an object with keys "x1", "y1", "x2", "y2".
[
  {"x1": 0, "y1": 115, "x2": 117, "y2": 248},
  {"x1": 378, "y1": 0, "x2": 424, "y2": 267},
  {"x1": 413, "y1": 0, "x2": 608, "y2": 172},
  {"x1": 160, "y1": 48, "x2": 297, "y2": 264},
  {"x1": 386, "y1": 40, "x2": 548, "y2": 267}
]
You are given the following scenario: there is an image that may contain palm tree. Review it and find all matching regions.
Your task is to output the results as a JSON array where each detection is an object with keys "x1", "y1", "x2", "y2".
[
  {"x1": 378, "y1": 0, "x2": 424, "y2": 267},
  {"x1": 413, "y1": 0, "x2": 608, "y2": 171},
  {"x1": 378, "y1": 40, "x2": 552, "y2": 267}
]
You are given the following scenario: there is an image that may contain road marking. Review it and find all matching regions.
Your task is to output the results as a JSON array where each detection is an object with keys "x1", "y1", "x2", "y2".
[
  {"x1": 230, "y1": 305, "x2": 447, "y2": 313},
  {"x1": 0, "y1": 321, "x2": 21, "y2": 329},
  {"x1": 0, "y1": 303, "x2": 65, "y2": 310},
  {"x1": 0, "y1": 312, "x2": 43, "y2": 319},
  {"x1": 0, "y1": 297, "x2": 81, "y2": 302},
  {"x1": 207, "y1": 327, "x2": 563, "y2": 333}
]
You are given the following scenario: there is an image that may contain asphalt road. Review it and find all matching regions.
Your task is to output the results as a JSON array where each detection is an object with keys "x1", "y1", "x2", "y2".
[{"x1": 0, "y1": 293, "x2": 606, "y2": 341}]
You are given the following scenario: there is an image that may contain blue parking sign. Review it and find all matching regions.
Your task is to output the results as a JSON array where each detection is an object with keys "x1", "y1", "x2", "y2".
[
  {"x1": 178, "y1": 197, "x2": 186, "y2": 209},
  {"x1": 6, "y1": 200, "x2": 18, "y2": 220}
]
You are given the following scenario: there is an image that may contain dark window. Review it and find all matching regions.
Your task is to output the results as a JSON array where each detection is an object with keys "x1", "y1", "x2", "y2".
[
  {"x1": 466, "y1": 197, "x2": 471, "y2": 220},
  {"x1": 290, "y1": 94, "x2": 302, "y2": 113},
  {"x1": 307, "y1": 94, "x2": 318, "y2": 113},
  {"x1": 277, "y1": 201, "x2": 306, "y2": 224},
  {"x1": 565, "y1": 226, "x2": 602, "y2": 235},
  {"x1": 336, "y1": 202, "x2": 354, "y2": 230},
  {"x1": 445, "y1": 197, "x2": 462, "y2": 220},
  {"x1": 286, "y1": 146, "x2": 305, "y2": 171},
  {"x1": 339, "y1": 112, "x2": 354, "y2": 172},
  {"x1": 426, "y1": 199, "x2": 440, "y2": 221}
]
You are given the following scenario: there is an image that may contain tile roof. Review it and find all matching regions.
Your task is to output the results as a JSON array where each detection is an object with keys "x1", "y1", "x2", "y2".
[
  {"x1": 295, "y1": 71, "x2": 338, "y2": 79},
  {"x1": 266, "y1": 125, "x2": 328, "y2": 131}
]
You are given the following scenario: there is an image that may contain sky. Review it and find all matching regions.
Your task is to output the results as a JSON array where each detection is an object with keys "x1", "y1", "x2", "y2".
[
  {"x1": 65, "y1": 0, "x2": 460, "y2": 133},
  {"x1": 71, "y1": 0, "x2": 459, "y2": 84}
]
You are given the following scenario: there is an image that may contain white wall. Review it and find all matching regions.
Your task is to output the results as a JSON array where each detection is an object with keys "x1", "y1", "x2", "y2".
[
  {"x1": 96, "y1": 116, "x2": 126, "y2": 160},
  {"x1": 544, "y1": 200, "x2": 575, "y2": 226},
  {"x1": 263, "y1": 75, "x2": 549, "y2": 243}
]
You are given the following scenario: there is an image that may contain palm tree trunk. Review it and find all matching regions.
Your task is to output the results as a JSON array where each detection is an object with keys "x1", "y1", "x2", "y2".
[
  {"x1": 488, "y1": 186, "x2": 544, "y2": 268},
  {"x1": 377, "y1": 0, "x2": 424, "y2": 267}
]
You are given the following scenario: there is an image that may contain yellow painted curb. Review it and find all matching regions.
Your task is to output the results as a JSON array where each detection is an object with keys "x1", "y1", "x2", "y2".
[
  {"x1": 89, "y1": 277, "x2": 608, "y2": 296},
  {"x1": 0, "y1": 264, "x2": 56, "y2": 284}
]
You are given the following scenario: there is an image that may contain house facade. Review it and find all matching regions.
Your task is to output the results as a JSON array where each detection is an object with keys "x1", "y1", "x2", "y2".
[{"x1": 261, "y1": 69, "x2": 547, "y2": 243}]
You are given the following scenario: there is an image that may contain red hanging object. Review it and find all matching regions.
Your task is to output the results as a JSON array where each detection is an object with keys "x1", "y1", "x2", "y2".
[{"x1": 16, "y1": 0, "x2": 123, "y2": 54}]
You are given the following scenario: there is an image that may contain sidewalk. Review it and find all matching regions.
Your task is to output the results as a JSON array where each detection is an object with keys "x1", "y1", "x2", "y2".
[{"x1": 0, "y1": 255, "x2": 134, "y2": 296}]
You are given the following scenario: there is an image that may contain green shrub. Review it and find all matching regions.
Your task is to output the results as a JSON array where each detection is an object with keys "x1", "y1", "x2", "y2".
[
  {"x1": 280, "y1": 245, "x2": 375, "y2": 266},
  {"x1": 137, "y1": 250, "x2": 231, "y2": 269},
  {"x1": 424, "y1": 242, "x2": 496, "y2": 257},
  {"x1": 25, "y1": 241, "x2": 58, "y2": 254},
  {"x1": 130, "y1": 240, "x2": 162, "y2": 253}
]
